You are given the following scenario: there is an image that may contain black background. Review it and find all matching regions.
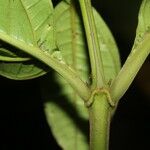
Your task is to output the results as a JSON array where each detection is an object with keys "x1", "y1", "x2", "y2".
[{"x1": 0, "y1": 0, "x2": 150, "y2": 149}]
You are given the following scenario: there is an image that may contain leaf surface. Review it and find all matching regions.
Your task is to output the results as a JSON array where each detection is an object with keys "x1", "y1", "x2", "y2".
[
  {"x1": 44, "y1": 1, "x2": 120, "y2": 150},
  {"x1": 0, "y1": 0, "x2": 54, "y2": 79},
  {"x1": 44, "y1": 2, "x2": 89, "y2": 150},
  {"x1": 133, "y1": 0, "x2": 150, "y2": 47},
  {"x1": 94, "y1": 10, "x2": 120, "y2": 82}
]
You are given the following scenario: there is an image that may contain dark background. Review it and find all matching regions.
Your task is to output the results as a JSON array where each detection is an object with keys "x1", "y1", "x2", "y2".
[{"x1": 0, "y1": 0, "x2": 150, "y2": 149}]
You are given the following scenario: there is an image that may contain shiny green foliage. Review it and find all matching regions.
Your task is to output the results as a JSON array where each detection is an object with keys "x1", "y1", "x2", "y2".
[
  {"x1": 93, "y1": 10, "x2": 120, "y2": 82},
  {"x1": 0, "y1": 0, "x2": 54, "y2": 79}
]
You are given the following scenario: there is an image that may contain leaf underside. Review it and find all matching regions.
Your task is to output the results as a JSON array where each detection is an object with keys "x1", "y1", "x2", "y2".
[
  {"x1": 133, "y1": 0, "x2": 150, "y2": 47},
  {"x1": 0, "y1": 0, "x2": 54, "y2": 80},
  {"x1": 44, "y1": 2, "x2": 90, "y2": 150},
  {"x1": 44, "y1": 1, "x2": 120, "y2": 150}
]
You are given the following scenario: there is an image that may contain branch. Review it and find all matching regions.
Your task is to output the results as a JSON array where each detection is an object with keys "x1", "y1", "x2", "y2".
[{"x1": 110, "y1": 32, "x2": 150, "y2": 104}]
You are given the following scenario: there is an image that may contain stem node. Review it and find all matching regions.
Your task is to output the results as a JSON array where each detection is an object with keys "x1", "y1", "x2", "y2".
[{"x1": 85, "y1": 88, "x2": 115, "y2": 108}]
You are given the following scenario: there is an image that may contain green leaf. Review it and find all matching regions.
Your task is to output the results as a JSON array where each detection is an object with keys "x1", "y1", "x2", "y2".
[
  {"x1": 134, "y1": 0, "x2": 150, "y2": 46},
  {"x1": 0, "y1": 0, "x2": 55, "y2": 79},
  {"x1": 44, "y1": 1, "x2": 120, "y2": 150},
  {"x1": 93, "y1": 10, "x2": 121, "y2": 82},
  {"x1": 0, "y1": 60, "x2": 47, "y2": 80},
  {"x1": 44, "y1": 2, "x2": 89, "y2": 150}
]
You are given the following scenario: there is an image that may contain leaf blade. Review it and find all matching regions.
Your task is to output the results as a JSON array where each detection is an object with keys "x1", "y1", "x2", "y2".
[
  {"x1": 44, "y1": 2, "x2": 89, "y2": 150},
  {"x1": 93, "y1": 10, "x2": 121, "y2": 82},
  {"x1": 134, "y1": 0, "x2": 150, "y2": 45},
  {"x1": 0, "y1": 0, "x2": 54, "y2": 79}
]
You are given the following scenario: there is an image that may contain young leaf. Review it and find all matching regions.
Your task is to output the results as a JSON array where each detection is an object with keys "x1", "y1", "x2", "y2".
[
  {"x1": 44, "y1": 1, "x2": 120, "y2": 150},
  {"x1": 134, "y1": 0, "x2": 150, "y2": 45},
  {"x1": 0, "y1": 0, "x2": 55, "y2": 79}
]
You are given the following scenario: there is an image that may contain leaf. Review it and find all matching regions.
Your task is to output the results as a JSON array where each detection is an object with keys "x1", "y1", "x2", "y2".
[
  {"x1": 0, "y1": 0, "x2": 55, "y2": 80},
  {"x1": 63, "y1": 0, "x2": 71, "y2": 4},
  {"x1": 133, "y1": 0, "x2": 150, "y2": 46},
  {"x1": 93, "y1": 10, "x2": 121, "y2": 82},
  {"x1": 44, "y1": 2, "x2": 89, "y2": 150},
  {"x1": 44, "y1": 1, "x2": 120, "y2": 150},
  {"x1": 0, "y1": 41, "x2": 48, "y2": 80},
  {"x1": 0, "y1": 60, "x2": 47, "y2": 80}
]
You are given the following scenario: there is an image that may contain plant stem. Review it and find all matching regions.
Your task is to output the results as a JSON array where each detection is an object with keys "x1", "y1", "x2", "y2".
[
  {"x1": 110, "y1": 31, "x2": 150, "y2": 105},
  {"x1": 89, "y1": 93, "x2": 111, "y2": 150},
  {"x1": 79, "y1": 0, "x2": 105, "y2": 88},
  {"x1": 0, "y1": 55, "x2": 29, "y2": 61}
]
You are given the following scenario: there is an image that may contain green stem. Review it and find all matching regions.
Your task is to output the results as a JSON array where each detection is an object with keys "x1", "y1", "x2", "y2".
[
  {"x1": 0, "y1": 56, "x2": 29, "y2": 62},
  {"x1": 89, "y1": 93, "x2": 111, "y2": 150},
  {"x1": 110, "y1": 32, "x2": 150, "y2": 105},
  {"x1": 0, "y1": 32, "x2": 91, "y2": 101},
  {"x1": 79, "y1": 0, "x2": 105, "y2": 88}
]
